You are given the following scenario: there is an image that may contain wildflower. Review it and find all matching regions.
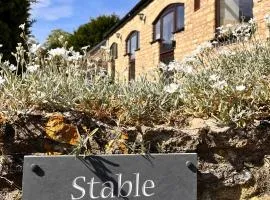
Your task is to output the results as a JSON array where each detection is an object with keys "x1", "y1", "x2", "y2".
[
  {"x1": 27, "y1": 64, "x2": 39, "y2": 73},
  {"x1": 168, "y1": 61, "x2": 181, "y2": 71},
  {"x1": 99, "y1": 70, "x2": 107, "y2": 78},
  {"x1": 212, "y1": 80, "x2": 228, "y2": 90},
  {"x1": 226, "y1": 24, "x2": 233, "y2": 29},
  {"x1": 210, "y1": 74, "x2": 219, "y2": 81},
  {"x1": 9, "y1": 64, "x2": 17, "y2": 72},
  {"x1": 68, "y1": 51, "x2": 82, "y2": 61},
  {"x1": 159, "y1": 62, "x2": 168, "y2": 71},
  {"x1": 0, "y1": 44, "x2": 2, "y2": 48},
  {"x1": 164, "y1": 83, "x2": 180, "y2": 93},
  {"x1": 30, "y1": 44, "x2": 41, "y2": 53},
  {"x1": 182, "y1": 65, "x2": 193, "y2": 74},
  {"x1": 0, "y1": 76, "x2": 5, "y2": 85},
  {"x1": 183, "y1": 55, "x2": 198, "y2": 63},
  {"x1": 48, "y1": 48, "x2": 67, "y2": 57},
  {"x1": 236, "y1": 85, "x2": 246, "y2": 91},
  {"x1": 3, "y1": 61, "x2": 10, "y2": 66},
  {"x1": 248, "y1": 18, "x2": 256, "y2": 25},
  {"x1": 19, "y1": 23, "x2": 25, "y2": 30},
  {"x1": 81, "y1": 45, "x2": 90, "y2": 51},
  {"x1": 193, "y1": 41, "x2": 213, "y2": 55},
  {"x1": 218, "y1": 49, "x2": 235, "y2": 56},
  {"x1": 216, "y1": 26, "x2": 223, "y2": 31}
]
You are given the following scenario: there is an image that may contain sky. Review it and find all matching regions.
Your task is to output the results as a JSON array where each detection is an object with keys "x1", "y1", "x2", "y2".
[{"x1": 30, "y1": 0, "x2": 139, "y2": 44}]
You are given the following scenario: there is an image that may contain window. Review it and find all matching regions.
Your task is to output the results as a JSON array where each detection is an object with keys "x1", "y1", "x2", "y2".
[
  {"x1": 126, "y1": 31, "x2": 140, "y2": 60},
  {"x1": 194, "y1": 0, "x2": 200, "y2": 11},
  {"x1": 153, "y1": 4, "x2": 185, "y2": 41},
  {"x1": 218, "y1": 0, "x2": 253, "y2": 26},
  {"x1": 110, "y1": 43, "x2": 118, "y2": 59}
]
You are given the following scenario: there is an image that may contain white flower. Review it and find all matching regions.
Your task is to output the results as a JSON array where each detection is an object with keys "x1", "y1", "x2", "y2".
[
  {"x1": 0, "y1": 76, "x2": 5, "y2": 85},
  {"x1": 168, "y1": 61, "x2": 179, "y2": 71},
  {"x1": 248, "y1": 18, "x2": 256, "y2": 25},
  {"x1": 218, "y1": 49, "x2": 235, "y2": 56},
  {"x1": 81, "y1": 45, "x2": 90, "y2": 50},
  {"x1": 164, "y1": 83, "x2": 180, "y2": 93},
  {"x1": 3, "y1": 61, "x2": 10, "y2": 66},
  {"x1": 210, "y1": 74, "x2": 219, "y2": 81},
  {"x1": 212, "y1": 80, "x2": 228, "y2": 90},
  {"x1": 99, "y1": 70, "x2": 107, "y2": 78},
  {"x1": 68, "y1": 51, "x2": 82, "y2": 61},
  {"x1": 183, "y1": 55, "x2": 198, "y2": 63},
  {"x1": 9, "y1": 64, "x2": 17, "y2": 72},
  {"x1": 216, "y1": 26, "x2": 223, "y2": 31},
  {"x1": 226, "y1": 24, "x2": 233, "y2": 28},
  {"x1": 30, "y1": 44, "x2": 41, "y2": 53},
  {"x1": 236, "y1": 85, "x2": 246, "y2": 91},
  {"x1": 159, "y1": 62, "x2": 168, "y2": 71},
  {"x1": 195, "y1": 42, "x2": 213, "y2": 54},
  {"x1": 27, "y1": 64, "x2": 39, "y2": 73},
  {"x1": 182, "y1": 65, "x2": 193, "y2": 74},
  {"x1": 19, "y1": 23, "x2": 25, "y2": 30},
  {"x1": 0, "y1": 44, "x2": 2, "y2": 48},
  {"x1": 48, "y1": 48, "x2": 67, "y2": 57}
]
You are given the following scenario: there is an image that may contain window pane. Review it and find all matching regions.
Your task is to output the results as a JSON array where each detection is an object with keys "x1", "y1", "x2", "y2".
[
  {"x1": 239, "y1": 0, "x2": 253, "y2": 21},
  {"x1": 220, "y1": 0, "x2": 253, "y2": 25},
  {"x1": 155, "y1": 20, "x2": 161, "y2": 40},
  {"x1": 127, "y1": 39, "x2": 131, "y2": 54},
  {"x1": 220, "y1": 0, "x2": 239, "y2": 25},
  {"x1": 162, "y1": 11, "x2": 174, "y2": 44},
  {"x1": 110, "y1": 43, "x2": 117, "y2": 59},
  {"x1": 130, "y1": 34, "x2": 137, "y2": 54},
  {"x1": 177, "y1": 6, "x2": 185, "y2": 30},
  {"x1": 137, "y1": 32, "x2": 140, "y2": 49}
]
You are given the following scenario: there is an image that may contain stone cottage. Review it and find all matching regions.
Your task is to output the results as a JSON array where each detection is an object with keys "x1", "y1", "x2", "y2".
[{"x1": 94, "y1": 0, "x2": 270, "y2": 81}]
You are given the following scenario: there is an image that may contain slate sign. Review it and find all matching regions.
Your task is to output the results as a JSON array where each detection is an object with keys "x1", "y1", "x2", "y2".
[{"x1": 23, "y1": 154, "x2": 197, "y2": 200}]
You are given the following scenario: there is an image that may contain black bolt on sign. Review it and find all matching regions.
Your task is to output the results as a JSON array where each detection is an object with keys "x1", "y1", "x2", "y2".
[{"x1": 23, "y1": 154, "x2": 197, "y2": 200}]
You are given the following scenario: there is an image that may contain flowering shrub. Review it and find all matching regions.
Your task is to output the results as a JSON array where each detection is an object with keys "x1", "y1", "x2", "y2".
[
  {"x1": 158, "y1": 18, "x2": 270, "y2": 126},
  {"x1": 1, "y1": 20, "x2": 270, "y2": 127},
  {"x1": 213, "y1": 19, "x2": 257, "y2": 46}
]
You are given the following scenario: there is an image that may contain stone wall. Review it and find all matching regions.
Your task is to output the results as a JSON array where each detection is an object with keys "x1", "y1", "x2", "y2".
[{"x1": 1, "y1": 113, "x2": 270, "y2": 199}]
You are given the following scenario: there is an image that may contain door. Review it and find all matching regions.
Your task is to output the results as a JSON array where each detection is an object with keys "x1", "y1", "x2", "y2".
[{"x1": 129, "y1": 59, "x2": 135, "y2": 81}]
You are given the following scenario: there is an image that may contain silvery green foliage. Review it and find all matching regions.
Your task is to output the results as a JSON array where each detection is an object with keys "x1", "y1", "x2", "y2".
[{"x1": 1, "y1": 20, "x2": 270, "y2": 127}]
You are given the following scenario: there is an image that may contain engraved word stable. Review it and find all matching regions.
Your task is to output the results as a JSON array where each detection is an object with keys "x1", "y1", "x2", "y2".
[{"x1": 23, "y1": 154, "x2": 197, "y2": 200}]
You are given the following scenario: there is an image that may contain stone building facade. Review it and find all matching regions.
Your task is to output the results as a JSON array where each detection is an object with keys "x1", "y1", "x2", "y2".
[{"x1": 100, "y1": 0, "x2": 269, "y2": 81}]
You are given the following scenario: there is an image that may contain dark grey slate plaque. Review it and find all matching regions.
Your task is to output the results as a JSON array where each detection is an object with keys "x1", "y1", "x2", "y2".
[{"x1": 23, "y1": 154, "x2": 197, "y2": 200}]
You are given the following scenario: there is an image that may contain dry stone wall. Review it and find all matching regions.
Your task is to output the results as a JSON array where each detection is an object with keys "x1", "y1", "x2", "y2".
[{"x1": 0, "y1": 112, "x2": 270, "y2": 199}]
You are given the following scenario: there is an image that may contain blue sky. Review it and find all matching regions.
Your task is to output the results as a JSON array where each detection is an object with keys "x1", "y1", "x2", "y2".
[{"x1": 30, "y1": 0, "x2": 139, "y2": 43}]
